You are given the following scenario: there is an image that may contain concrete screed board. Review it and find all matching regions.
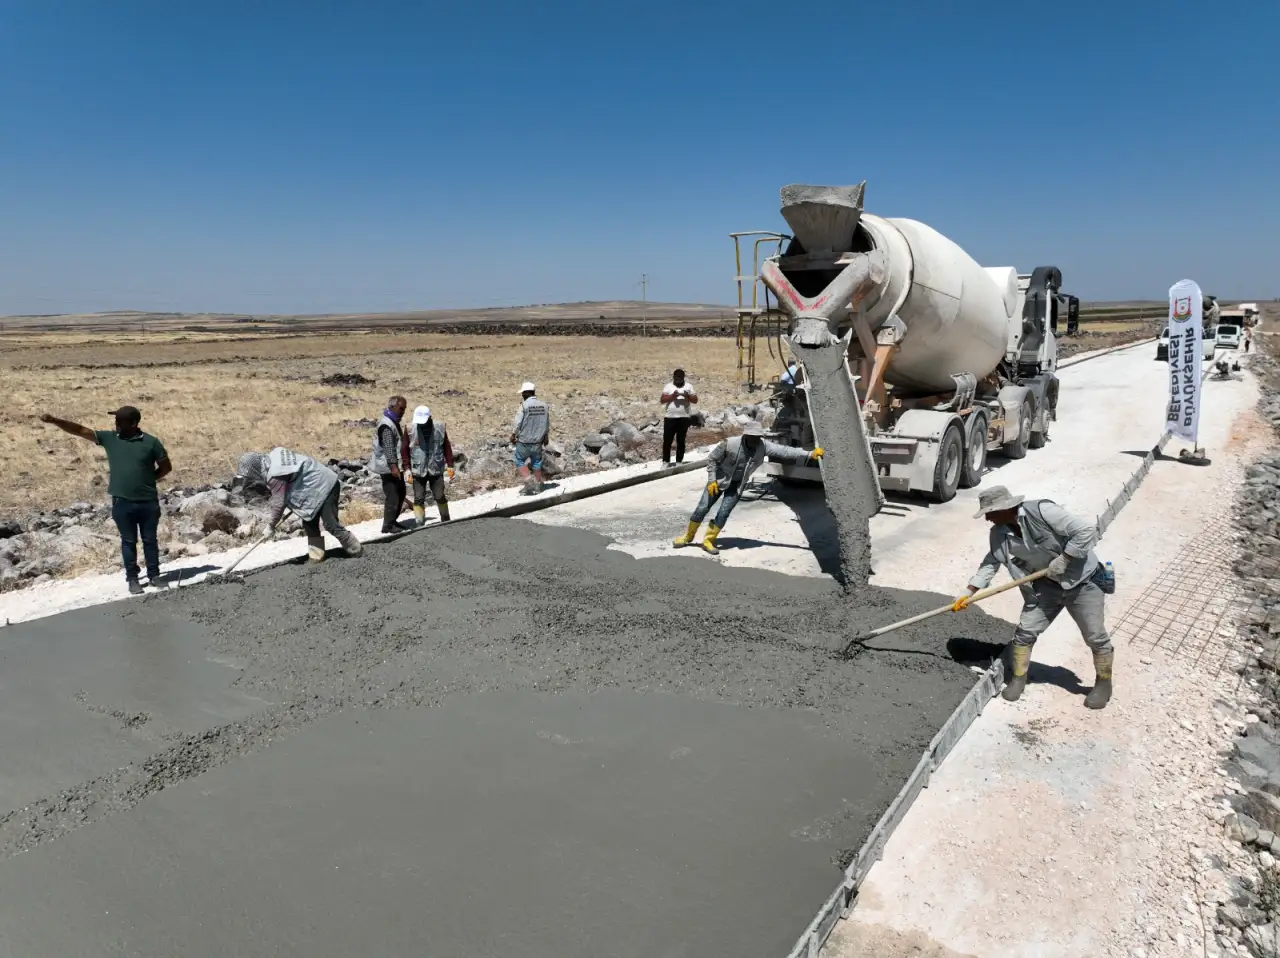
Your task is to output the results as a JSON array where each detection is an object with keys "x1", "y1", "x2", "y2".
[{"x1": 0, "y1": 517, "x2": 1007, "y2": 957}]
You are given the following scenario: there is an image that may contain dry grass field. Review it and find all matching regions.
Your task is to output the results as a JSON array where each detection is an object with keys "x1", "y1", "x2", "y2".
[
  {"x1": 0, "y1": 303, "x2": 1161, "y2": 521},
  {"x1": 0, "y1": 330, "x2": 749, "y2": 518}
]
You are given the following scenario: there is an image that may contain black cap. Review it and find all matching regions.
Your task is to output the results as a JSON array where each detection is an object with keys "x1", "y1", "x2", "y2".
[{"x1": 109, "y1": 405, "x2": 141, "y2": 423}]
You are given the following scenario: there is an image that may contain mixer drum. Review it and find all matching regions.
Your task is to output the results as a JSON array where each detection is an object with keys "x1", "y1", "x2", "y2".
[{"x1": 857, "y1": 215, "x2": 1016, "y2": 394}]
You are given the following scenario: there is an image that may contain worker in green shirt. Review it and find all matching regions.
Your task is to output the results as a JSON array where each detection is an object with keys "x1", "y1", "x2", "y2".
[{"x1": 40, "y1": 405, "x2": 173, "y2": 594}]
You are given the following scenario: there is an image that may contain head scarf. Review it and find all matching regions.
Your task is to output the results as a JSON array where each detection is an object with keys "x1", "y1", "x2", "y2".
[{"x1": 235, "y1": 452, "x2": 270, "y2": 484}]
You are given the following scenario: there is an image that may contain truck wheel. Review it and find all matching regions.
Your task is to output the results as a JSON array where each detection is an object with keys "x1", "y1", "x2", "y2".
[
  {"x1": 1002, "y1": 400, "x2": 1032, "y2": 460},
  {"x1": 1029, "y1": 413, "x2": 1048, "y2": 449},
  {"x1": 960, "y1": 413, "x2": 988, "y2": 489},
  {"x1": 927, "y1": 423, "x2": 963, "y2": 503}
]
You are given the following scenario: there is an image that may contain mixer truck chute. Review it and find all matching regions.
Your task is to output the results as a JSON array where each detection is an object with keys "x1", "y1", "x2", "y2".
[{"x1": 747, "y1": 181, "x2": 1064, "y2": 504}]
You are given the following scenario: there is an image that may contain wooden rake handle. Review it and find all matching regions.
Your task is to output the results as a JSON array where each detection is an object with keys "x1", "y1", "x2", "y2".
[{"x1": 840, "y1": 569, "x2": 1049, "y2": 657}]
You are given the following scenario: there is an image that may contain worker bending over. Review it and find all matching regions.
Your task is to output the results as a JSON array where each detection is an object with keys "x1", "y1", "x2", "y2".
[
  {"x1": 409, "y1": 405, "x2": 455, "y2": 525},
  {"x1": 673, "y1": 420, "x2": 822, "y2": 555},
  {"x1": 953, "y1": 485, "x2": 1113, "y2": 710},
  {"x1": 236, "y1": 448, "x2": 362, "y2": 562}
]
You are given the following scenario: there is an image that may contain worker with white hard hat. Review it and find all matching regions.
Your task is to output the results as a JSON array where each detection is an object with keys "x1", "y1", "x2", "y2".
[
  {"x1": 952, "y1": 485, "x2": 1114, "y2": 709},
  {"x1": 235, "y1": 448, "x2": 362, "y2": 562},
  {"x1": 673, "y1": 420, "x2": 823, "y2": 555},
  {"x1": 409, "y1": 404, "x2": 455, "y2": 525},
  {"x1": 510, "y1": 381, "x2": 550, "y2": 494}
]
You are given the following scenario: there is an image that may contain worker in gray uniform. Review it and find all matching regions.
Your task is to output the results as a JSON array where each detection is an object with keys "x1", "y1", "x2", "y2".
[
  {"x1": 952, "y1": 485, "x2": 1113, "y2": 709},
  {"x1": 510, "y1": 381, "x2": 550, "y2": 494},
  {"x1": 673, "y1": 420, "x2": 823, "y2": 556},
  {"x1": 409, "y1": 404, "x2": 455, "y2": 525},
  {"x1": 236, "y1": 449, "x2": 362, "y2": 562}
]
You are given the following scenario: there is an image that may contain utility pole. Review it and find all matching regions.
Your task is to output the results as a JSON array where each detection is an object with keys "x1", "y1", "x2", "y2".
[{"x1": 640, "y1": 273, "x2": 649, "y2": 337}]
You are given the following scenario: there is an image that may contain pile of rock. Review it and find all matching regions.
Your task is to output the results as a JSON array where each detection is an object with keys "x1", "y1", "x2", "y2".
[
  {"x1": 1206, "y1": 320, "x2": 1280, "y2": 956},
  {"x1": 696, "y1": 402, "x2": 775, "y2": 430},
  {"x1": 1235, "y1": 333, "x2": 1280, "y2": 677}
]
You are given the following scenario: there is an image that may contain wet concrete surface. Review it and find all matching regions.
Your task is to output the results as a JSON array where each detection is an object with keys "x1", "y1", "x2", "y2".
[
  {"x1": 0, "y1": 608, "x2": 268, "y2": 811},
  {"x1": 0, "y1": 517, "x2": 1011, "y2": 956}
]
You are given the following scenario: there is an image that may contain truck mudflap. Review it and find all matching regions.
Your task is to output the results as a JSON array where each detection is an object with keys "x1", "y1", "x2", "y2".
[{"x1": 877, "y1": 409, "x2": 963, "y2": 496}]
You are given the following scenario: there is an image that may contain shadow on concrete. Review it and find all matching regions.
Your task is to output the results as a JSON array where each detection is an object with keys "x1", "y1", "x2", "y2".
[
  {"x1": 1028, "y1": 661, "x2": 1089, "y2": 696},
  {"x1": 757, "y1": 482, "x2": 844, "y2": 581},
  {"x1": 946, "y1": 637, "x2": 1004, "y2": 667},
  {"x1": 943, "y1": 637, "x2": 1087, "y2": 696},
  {"x1": 715, "y1": 537, "x2": 814, "y2": 554},
  {"x1": 1121, "y1": 447, "x2": 1169, "y2": 460}
]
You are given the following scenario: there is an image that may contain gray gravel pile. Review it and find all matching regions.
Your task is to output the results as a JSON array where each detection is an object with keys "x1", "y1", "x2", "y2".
[{"x1": 1213, "y1": 319, "x2": 1280, "y2": 956}]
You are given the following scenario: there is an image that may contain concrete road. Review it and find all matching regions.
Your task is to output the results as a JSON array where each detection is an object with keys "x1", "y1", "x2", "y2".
[
  {"x1": 529, "y1": 340, "x2": 1263, "y2": 956},
  {"x1": 0, "y1": 337, "x2": 1253, "y2": 958},
  {"x1": 528, "y1": 339, "x2": 1189, "y2": 593}
]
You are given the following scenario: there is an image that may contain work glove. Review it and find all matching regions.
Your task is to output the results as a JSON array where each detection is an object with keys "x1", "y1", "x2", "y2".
[
  {"x1": 951, "y1": 594, "x2": 971, "y2": 612},
  {"x1": 1046, "y1": 553, "x2": 1070, "y2": 580},
  {"x1": 446, "y1": 467, "x2": 455, "y2": 480},
  {"x1": 810, "y1": 447, "x2": 825, "y2": 460},
  {"x1": 706, "y1": 480, "x2": 720, "y2": 497}
]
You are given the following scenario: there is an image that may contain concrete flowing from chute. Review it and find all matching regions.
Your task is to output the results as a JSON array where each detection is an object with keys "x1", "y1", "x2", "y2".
[{"x1": 792, "y1": 337, "x2": 884, "y2": 587}]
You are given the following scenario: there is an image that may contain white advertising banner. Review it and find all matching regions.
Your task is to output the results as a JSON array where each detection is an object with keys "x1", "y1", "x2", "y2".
[{"x1": 1165, "y1": 279, "x2": 1203, "y2": 445}]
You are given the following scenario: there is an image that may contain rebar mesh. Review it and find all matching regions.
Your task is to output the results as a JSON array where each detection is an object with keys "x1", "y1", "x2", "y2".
[{"x1": 1112, "y1": 521, "x2": 1250, "y2": 678}]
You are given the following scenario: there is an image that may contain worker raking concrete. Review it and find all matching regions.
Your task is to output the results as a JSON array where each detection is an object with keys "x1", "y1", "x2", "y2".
[
  {"x1": 952, "y1": 485, "x2": 1115, "y2": 709},
  {"x1": 673, "y1": 421, "x2": 823, "y2": 556},
  {"x1": 236, "y1": 448, "x2": 362, "y2": 562}
]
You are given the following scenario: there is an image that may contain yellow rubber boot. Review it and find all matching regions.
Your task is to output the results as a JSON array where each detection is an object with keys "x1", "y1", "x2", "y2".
[
  {"x1": 413, "y1": 505, "x2": 426, "y2": 527},
  {"x1": 673, "y1": 520, "x2": 700, "y2": 548},
  {"x1": 700, "y1": 523, "x2": 722, "y2": 556},
  {"x1": 1003, "y1": 644, "x2": 1032, "y2": 702},
  {"x1": 1084, "y1": 650, "x2": 1113, "y2": 710}
]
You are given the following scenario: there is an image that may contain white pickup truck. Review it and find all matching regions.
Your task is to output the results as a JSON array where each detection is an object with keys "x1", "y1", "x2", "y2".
[{"x1": 1156, "y1": 325, "x2": 1217, "y2": 361}]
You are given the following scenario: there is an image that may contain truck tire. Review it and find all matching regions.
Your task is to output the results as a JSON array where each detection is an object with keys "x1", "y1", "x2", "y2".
[
  {"x1": 926, "y1": 423, "x2": 964, "y2": 503},
  {"x1": 1002, "y1": 400, "x2": 1032, "y2": 460},
  {"x1": 1029, "y1": 414, "x2": 1048, "y2": 449},
  {"x1": 960, "y1": 412, "x2": 988, "y2": 489}
]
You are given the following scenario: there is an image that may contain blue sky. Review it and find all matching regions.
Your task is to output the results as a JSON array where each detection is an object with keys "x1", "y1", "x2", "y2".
[{"x1": 1, "y1": 0, "x2": 1275, "y2": 315}]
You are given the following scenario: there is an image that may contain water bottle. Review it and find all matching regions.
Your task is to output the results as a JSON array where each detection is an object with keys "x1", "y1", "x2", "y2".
[{"x1": 1100, "y1": 561, "x2": 1116, "y2": 595}]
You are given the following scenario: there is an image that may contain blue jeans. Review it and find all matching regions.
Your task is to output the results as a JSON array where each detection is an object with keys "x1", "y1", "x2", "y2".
[
  {"x1": 690, "y1": 484, "x2": 741, "y2": 529},
  {"x1": 112, "y1": 497, "x2": 161, "y2": 581},
  {"x1": 513, "y1": 442, "x2": 544, "y2": 471}
]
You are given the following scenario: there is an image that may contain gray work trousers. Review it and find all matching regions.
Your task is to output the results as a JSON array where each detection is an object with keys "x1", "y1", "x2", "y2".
[
  {"x1": 412, "y1": 474, "x2": 447, "y2": 506},
  {"x1": 302, "y1": 486, "x2": 348, "y2": 539},
  {"x1": 1014, "y1": 579, "x2": 1112, "y2": 654}
]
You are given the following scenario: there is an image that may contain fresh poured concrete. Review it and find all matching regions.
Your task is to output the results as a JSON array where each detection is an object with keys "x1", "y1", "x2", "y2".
[{"x1": 0, "y1": 517, "x2": 1008, "y2": 956}]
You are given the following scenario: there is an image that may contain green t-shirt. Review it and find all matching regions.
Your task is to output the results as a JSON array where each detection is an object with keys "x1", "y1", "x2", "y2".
[{"x1": 94, "y1": 430, "x2": 168, "y2": 501}]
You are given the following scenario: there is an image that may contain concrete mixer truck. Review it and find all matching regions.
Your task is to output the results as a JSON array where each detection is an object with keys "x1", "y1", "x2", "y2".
[{"x1": 743, "y1": 181, "x2": 1064, "y2": 506}]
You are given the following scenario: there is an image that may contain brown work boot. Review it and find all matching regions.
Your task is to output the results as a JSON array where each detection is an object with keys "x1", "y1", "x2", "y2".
[
  {"x1": 1084, "y1": 651, "x2": 1113, "y2": 710},
  {"x1": 1003, "y1": 644, "x2": 1032, "y2": 702}
]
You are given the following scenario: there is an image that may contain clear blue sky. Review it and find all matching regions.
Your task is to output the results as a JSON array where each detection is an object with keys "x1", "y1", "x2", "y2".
[{"x1": 1, "y1": 0, "x2": 1274, "y2": 315}]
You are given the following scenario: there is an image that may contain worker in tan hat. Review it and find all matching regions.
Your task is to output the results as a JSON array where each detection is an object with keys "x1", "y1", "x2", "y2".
[
  {"x1": 952, "y1": 485, "x2": 1114, "y2": 709},
  {"x1": 673, "y1": 421, "x2": 823, "y2": 555}
]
